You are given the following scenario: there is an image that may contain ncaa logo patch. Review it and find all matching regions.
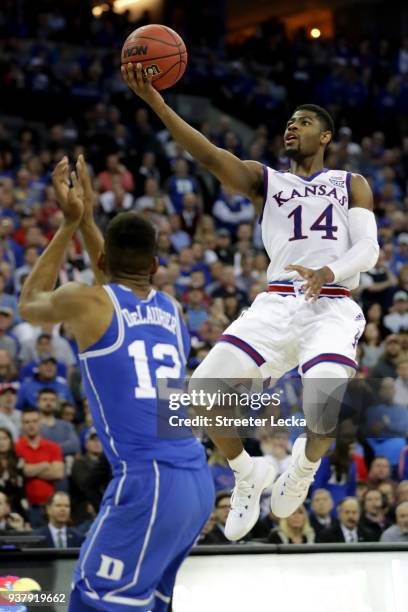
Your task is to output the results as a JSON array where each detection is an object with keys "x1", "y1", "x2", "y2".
[{"x1": 329, "y1": 177, "x2": 345, "y2": 187}]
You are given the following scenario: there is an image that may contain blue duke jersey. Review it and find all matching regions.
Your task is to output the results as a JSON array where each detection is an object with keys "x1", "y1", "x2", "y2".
[
  {"x1": 260, "y1": 167, "x2": 358, "y2": 289},
  {"x1": 79, "y1": 284, "x2": 206, "y2": 473}
]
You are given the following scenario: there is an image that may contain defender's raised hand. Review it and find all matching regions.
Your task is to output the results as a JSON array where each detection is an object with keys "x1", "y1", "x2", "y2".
[
  {"x1": 121, "y1": 62, "x2": 164, "y2": 109},
  {"x1": 285, "y1": 264, "x2": 334, "y2": 302},
  {"x1": 52, "y1": 157, "x2": 84, "y2": 224},
  {"x1": 76, "y1": 154, "x2": 95, "y2": 224}
]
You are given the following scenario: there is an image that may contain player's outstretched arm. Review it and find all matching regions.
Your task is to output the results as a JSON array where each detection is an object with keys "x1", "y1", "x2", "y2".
[{"x1": 121, "y1": 63, "x2": 264, "y2": 210}]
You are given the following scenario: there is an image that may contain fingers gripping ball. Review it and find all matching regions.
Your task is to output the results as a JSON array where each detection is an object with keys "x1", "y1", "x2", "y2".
[{"x1": 121, "y1": 24, "x2": 187, "y2": 91}]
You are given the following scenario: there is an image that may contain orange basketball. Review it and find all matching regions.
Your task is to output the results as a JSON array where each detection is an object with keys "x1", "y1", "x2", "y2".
[{"x1": 121, "y1": 24, "x2": 187, "y2": 91}]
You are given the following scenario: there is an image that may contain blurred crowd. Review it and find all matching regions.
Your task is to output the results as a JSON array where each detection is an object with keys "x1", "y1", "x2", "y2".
[{"x1": 0, "y1": 1, "x2": 407, "y2": 547}]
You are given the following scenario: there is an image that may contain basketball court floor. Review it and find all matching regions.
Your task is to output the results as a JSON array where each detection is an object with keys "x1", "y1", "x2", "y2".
[{"x1": 173, "y1": 550, "x2": 408, "y2": 612}]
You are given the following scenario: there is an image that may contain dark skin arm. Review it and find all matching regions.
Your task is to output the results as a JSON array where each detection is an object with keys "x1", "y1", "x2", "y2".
[
  {"x1": 121, "y1": 63, "x2": 265, "y2": 213},
  {"x1": 286, "y1": 174, "x2": 374, "y2": 301},
  {"x1": 18, "y1": 159, "x2": 113, "y2": 353}
]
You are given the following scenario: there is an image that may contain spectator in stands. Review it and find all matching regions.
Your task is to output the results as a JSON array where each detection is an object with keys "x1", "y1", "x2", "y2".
[
  {"x1": 38, "y1": 389, "x2": 80, "y2": 457},
  {"x1": 97, "y1": 153, "x2": 134, "y2": 194},
  {"x1": 0, "y1": 492, "x2": 27, "y2": 533},
  {"x1": 360, "y1": 323, "x2": 384, "y2": 368},
  {"x1": 384, "y1": 291, "x2": 408, "y2": 333},
  {"x1": 185, "y1": 288, "x2": 209, "y2": 333},
  {"x1": 0, "y1": 350, "x2": 18, "y2": 385},
  {"x1": 312, "y1": 437, "x2": 357, "y2": 505},
  {"x1": 0, "y1": 272, "x2": 18, "y2": 321},
  {"x1": 0, "y1": 386, "x2": 20, "y2": 439},
  {"x1": 82, "y1": 452, "x2": 111, "y2": 514},
  {"x1": 70, "y1": 428, "x2": 102, "y2": 524},
  {"x1": 371, "y1": 334, "x2": 401, "y2": 378},
  {"x1": 0, "y1": 307, "x2": 18, "y2": 360},
  {"x1": 396, "y1": 481, "x2": 408, "y2": 503},
  {"x1": 0, "y1": 427, "x2": 26, "y2": 516},
  {"x1": 60, "y1": 402, "x2": 76, "y2": 424},
  {"x1": 309, "y1": 489, "x2": 338, "y2": 538},
  {"x1": 268, "y1": 506, "x2": 315, "y2": 544},
  {"x1": 196, "y1": 511, "x2": 218, "y2": 545},
  {"x1": 393, "y1": 357, "x2": 408, "y2": 406},
  {"x1": 209, "y1": 492, "x2": 232, "y2": 544},
  {"x1": 134, "y1": 177, "x2": 173, "y2": 215},
  {"x1": 14, "y1": 246, "x2": 39, "y2": 294},
  {"x1": 19, "y1": 325, "x2": 76, "y2": 373},
  {"x1": 180, "y1": 193, "x2": 200, "y2": 237},
  {"x1": 212, "y1": 187, "x2": 255, "y2": 238},
  {"x1": 317, "y1": 497, "x2": 374, "y2": 543},
  {"x1": 166, "y1": 158, "x2": 200, "y2": 214},
  {"x1": 356, "y1": 480, "x2": 369, "y2": 503},
  {"x1": 20, "y1": 333, "x2": 68, "y2": 380},
  {"x1": 365, "y1": 377, "x2": 408, "y2": 437},
  {"x1": 359, "y1": 488, "x2": 392, "y2": 541},
  {"x1": 380, "y1": 501, "x2": 408, "y2": 542},
  {"x1": 33, "y1": 492, "x2": 84, "y2": 547},
  {"x1": 16, "y1": 356, "x2": 74, "y2": 410},
  {"x1": 368, "y1": 456, "x2": 392, "y2": 487},
  {"x1": 15, "y1": 409, "x2": 64, "y2": 527}
]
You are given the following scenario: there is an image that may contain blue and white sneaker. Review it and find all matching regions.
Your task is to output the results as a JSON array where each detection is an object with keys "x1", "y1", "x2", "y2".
[
  {"x1": 271, "y1": 436, "x2": 320, "y2": 518},
  {"x1": 225, "y1": 458, "x2": 277, "y2": 541}
]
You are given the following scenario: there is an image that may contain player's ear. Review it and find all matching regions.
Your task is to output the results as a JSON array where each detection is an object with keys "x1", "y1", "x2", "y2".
[
  {"x1": 321, "y1": 131, "x2": 332, "y2": 147},
  {"x1": 150, "y1": 256, "x2": 159, "y2": 277}
]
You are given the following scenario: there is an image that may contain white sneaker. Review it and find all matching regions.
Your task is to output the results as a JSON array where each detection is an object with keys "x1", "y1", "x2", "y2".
[
  {"x1": 271, "y1": 437, "x2": 320, "y2": 518},
  {"x1": 225, "y1": 458, "x2": 277, "y2": 542}
]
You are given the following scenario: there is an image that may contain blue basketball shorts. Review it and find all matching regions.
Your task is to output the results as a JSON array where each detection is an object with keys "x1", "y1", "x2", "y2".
[{"x1": 69, "y1": 461, "x2": 215, "y2": 611}]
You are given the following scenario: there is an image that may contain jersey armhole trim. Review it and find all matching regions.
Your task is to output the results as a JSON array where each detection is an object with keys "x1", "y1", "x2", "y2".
[
  {"x1": 258, "y1": 164, "x2": 269, "y2": 224},
  {"x1": 170, "y1": 297, "x2": 187, "y2": 365},
  {"x1": 346, "y1": 172, "x2": 352, "y2": 205},
  {"x1": 78, "y1": 285, "x2": 125, "y2": 360}
]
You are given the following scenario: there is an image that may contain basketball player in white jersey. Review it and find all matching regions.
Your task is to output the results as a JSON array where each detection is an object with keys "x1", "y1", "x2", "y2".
[{"x1": 122, "y1": 63, "x2": 379, "y2": 541}]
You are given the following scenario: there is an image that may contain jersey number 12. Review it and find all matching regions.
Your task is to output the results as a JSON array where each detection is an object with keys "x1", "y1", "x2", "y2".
[{"x1": 128, "y1": 340, "x2": 181, "y2": 399}]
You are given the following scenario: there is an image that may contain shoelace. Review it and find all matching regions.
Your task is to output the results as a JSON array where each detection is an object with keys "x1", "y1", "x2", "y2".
[
  {"x1": 281, "y1": 465, "x2": 315, "y2": 497},
  {"x1": 230, "y1": 478, "x2": 255, "y2": 518}
]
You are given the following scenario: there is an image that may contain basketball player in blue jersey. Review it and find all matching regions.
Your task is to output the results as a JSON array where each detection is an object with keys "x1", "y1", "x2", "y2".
[
  {"x1": 122, "y1": 63, "x2": 379, "y2": 542},
  {"x1": 18, "y1": 157, "x2": 215, "y2": 611}
]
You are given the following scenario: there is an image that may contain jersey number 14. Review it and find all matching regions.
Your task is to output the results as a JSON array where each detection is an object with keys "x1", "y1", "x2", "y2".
[{"x1": 288, "y1": 204, "x2": 338, "y2": 241}]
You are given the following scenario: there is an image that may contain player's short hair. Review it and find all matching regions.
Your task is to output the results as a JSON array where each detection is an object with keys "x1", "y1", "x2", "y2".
[
  {"x1": 105, "y1": 212, "x2": 157, "y2": 276},
  {"x1": 294, "y1": 103, "x2": 335, "y2": 139}
]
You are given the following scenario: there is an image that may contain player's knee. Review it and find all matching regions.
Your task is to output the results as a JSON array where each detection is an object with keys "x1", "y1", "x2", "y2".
[
  {"x1": 302, "y1": 361, "x2": 351, "y2": 435},
  {"x1": 188, "y1": 342, "x2": 261, "y2": 404}
]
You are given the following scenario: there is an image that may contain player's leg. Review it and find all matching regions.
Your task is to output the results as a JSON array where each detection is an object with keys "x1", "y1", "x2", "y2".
[
  {"x1": 189, "y1": 292, "x2": 298, "y2": 540},
  {"x1": 71, "y1": 469, "x2": 173, "y2": 612},
  {"x1": 271, "y1": 361, "x2": 352, "y2": 517},
  {"x1": 150, "y1": 463, "x2": 215, "y2": 612},
  {"x1": 271, "y1": 296, "x2": 365, "y2": 517}
]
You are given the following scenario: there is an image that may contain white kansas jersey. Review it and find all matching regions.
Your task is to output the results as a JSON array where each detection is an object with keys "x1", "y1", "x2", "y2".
[{"x1": 260, "y1": 167, "x2": 358, "y2": 290}]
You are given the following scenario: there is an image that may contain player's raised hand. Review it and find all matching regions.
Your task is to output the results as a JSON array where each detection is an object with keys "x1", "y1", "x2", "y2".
[
  {"x1": 76, "y1": 154, "x2": 95, "y2": 224},
  {"x1": 285, "y1": 264, "x2": 334, "y2": 302},
  {"x1": 52, "y1": 156, "x2": 70, "y2": 209},
  {"x1": 52, "y1": 157, "x2": 84, "y2": 224},
  {"x1": 121, "y1": 62, "x2": 164, "y2": 109},
  {"x1": 66, "y1": 170, "x2": 84, "y2": 224}
]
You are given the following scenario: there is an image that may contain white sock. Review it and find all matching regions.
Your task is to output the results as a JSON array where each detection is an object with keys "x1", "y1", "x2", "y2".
[
  {"x1": 228, "y1": 449, "x2": 253, "y2": 479},
  {"x1": 296, "y1": 439, "x2": 321, "y2": 472}
]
